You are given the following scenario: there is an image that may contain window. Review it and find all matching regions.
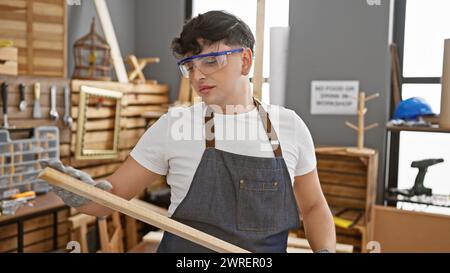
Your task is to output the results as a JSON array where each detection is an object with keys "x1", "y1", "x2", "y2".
[
  {"x1": 191, "y1": 0, "x2": 290, "y2": 103},
  {"x1": 390, "y1": 0, "x2": 450, "y2": 214}
]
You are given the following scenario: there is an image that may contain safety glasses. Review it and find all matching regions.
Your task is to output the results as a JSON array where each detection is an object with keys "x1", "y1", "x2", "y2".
[{"x1": 177, "y1": 48, "x2": 244, "y2": 78}]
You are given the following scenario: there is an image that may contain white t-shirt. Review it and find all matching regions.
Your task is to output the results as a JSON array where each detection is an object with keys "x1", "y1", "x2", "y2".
[{"x1": 130, "y1": 102, "x2": 317, "y2": 216}]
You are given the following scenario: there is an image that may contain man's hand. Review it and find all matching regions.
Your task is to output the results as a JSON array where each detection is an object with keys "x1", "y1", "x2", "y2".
[{"x1": 40, "y1": 159, "x2": 113, "y2": 208}]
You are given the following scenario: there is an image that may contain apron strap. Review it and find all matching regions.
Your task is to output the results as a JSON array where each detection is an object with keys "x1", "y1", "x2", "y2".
[{"x1": 204, "y1": 98, "x2": 283, "y2": 157}]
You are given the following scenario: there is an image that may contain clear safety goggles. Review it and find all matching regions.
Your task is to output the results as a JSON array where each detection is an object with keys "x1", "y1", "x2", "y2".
[{"x1": 177, "y1": 48, "x2": 244, "y2": 78}]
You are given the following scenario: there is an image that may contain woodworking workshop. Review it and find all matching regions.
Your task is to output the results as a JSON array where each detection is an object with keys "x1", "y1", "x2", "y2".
[{"x1": 0, "y1": 0, "x2": 449, "y2": 256}]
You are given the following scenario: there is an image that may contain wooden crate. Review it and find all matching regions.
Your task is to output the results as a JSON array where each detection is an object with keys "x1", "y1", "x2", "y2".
[
  {"x1": 296, "y1": 147, "x2": 378, "y2": 253},
  {"x1": 0, "y1": 0, "x2": 67, "y2": 77},
  {"x1": 0, "y1": 47, "x2": 18, "y2": 75}
]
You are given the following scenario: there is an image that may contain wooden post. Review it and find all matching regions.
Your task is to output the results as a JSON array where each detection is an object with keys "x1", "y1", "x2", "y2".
[
  {"x1": 357, "y1": 92, "x2": 365, "y2": 149},
  {"x1": 38, "y1": 167, "x2": 250, "y2": 253},
  {"x1": 253, "y1": 0, "x2": 265, "y2": 100},
  {"x1": 94, "y1": 0, "x2": 128, "y2": 83},
  {"x1": 345, "y1": 92, "x2": 379, "y2": 155}
]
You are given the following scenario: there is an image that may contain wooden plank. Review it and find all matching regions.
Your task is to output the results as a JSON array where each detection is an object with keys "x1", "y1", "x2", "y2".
[
  {"x1": 33, "y1": 56, "x2": 64, "y2": 67},
  {"x1": 38, "y1": 168, "x2": 250, "y2": 253},
  {"x1": 0, "y1": 0, "x2": 27, "y2": 9},
  {"x1": 0, "y1": 236, "x2": 17, "y2": 252},
  {"x1": 318, "y1": 171, "x2": 367, "y2": 188},
  {"x1": 0, "y1": 223, "x2": 17, "y2": 240},
  {"x1": 0, "y1": 19, "x2": 26, "y2": 31},
  {"x1": 23, "y1": 214, "x2": 53, "y2": 232},
  {"x1": 317, "y1": 157, "x2": 366, "y2": 175},
  {"x1": 24, "y1": 226, "x2": 54, "y2": 245},
  {"x1": 71, "y1": 80, "x2": 169, "y2": 95},
  {"x1": 32, "y1": 1, "x2": 63, "y2": 17},
  {"x1": 72, "y1": 93, "x2": 168, "y2": 106},
  {"x1": 0, "y1": 10, "x2": 26, "y2": 21},
  {"x1": 252, "y1": 0, "x2": 265, "y2": 100},
  {"x1": 0, "y1": 47, "x2": 18, "y2": 61},
  {"x1": 25, "y1": 0, "x2": 33, "y2": 74},
  {"x1": 33, "y1": 39, "x2": 64, "y2": 50},
  {"x1": 33, "y1": 22, "x2": 63, "y2": 34},
  {"x1": 321, "y1": 183, "x2": 367, "y2": 199},
  {"x1": 32, "y1": 14, "x2": 63, "y2": 24},
  {"x1": 71, "y1": 117, "x2": 147, "y2": 131},
  {"x1": 71, "y1": 105, "x2": 166, "y2": 119},
  {"x1": 325, "y1": 195, "x2": 366, "y2": 210}
]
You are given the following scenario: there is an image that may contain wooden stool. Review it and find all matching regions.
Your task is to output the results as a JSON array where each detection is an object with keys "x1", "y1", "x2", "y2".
[
  {"x1": 97, "y1": 211, "x2": 124, "y2": 253},
  {"x1": 67, "y1": 213, "x2": 96, "y2": 253}
]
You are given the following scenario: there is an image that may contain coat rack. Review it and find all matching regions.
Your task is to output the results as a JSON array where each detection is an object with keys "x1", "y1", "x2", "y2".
[{"x1": 345, "y1": 92, "x2": 379, "y2": 155}]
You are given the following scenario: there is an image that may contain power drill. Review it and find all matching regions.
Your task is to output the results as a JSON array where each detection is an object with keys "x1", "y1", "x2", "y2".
[{"x1": 389, "y1": 158, "x2": 444, "y2": 197}]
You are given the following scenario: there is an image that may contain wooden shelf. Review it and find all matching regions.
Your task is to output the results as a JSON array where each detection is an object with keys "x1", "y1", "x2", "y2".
[{"x1": 386, "y1": 124, "x2": 450, "y2": 133}]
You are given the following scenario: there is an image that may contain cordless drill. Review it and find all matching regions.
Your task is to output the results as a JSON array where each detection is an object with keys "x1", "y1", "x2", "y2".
[{"x1": 389, "y1": 158, "x2": 444, "y2": 197}]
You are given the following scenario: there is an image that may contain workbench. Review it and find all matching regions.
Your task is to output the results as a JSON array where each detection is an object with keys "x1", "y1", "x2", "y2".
[{"x1": 0, "y1": 192, "x2": 70, "y2": 253}]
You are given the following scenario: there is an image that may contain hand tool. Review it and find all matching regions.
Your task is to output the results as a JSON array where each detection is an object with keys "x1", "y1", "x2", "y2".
[
  {"x1": 63, "y1": 85, "x2": 73, "y2": 127},
  {"x1": 33, "y1": 83, "x2": 42, "y2": 118},
  {"x1": 49, "y1": 85, "x2": 59, "y2": 120},
  {"x1": 1, "y1": 82, "x2": 14, "y2": 129},
  {"x1": 18, "y1": 83, "x2": 27, "y2": 112}
]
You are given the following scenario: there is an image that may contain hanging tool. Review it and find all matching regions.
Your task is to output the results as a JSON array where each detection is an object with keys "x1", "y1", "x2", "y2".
[
  {"x1": 49, "y1": 85, "x2": 59, "y2": 120},
  {"x1": 1, "y1": 82, "x2": 14, "y2": 129},
  {"x1": 63, "y1": 85, "x2": 73, "y2": 127},
  {"x1": 389, "y1": 158, "x2": 444, "y2": 197},
  {"x1": 18, "y1": 83, "x2": 27, "y2": 112},
  {"x1": 33, "y1": 83, "x2": 42, "y2": 118}
]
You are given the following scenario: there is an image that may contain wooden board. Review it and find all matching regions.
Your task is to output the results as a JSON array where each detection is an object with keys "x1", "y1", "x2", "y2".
[
  {"x1": 93, "y1": 0, "x2": 127, "y2": 83},
  {"x1": 38, "y1": 167, "x2": 250, "y2": 253}
]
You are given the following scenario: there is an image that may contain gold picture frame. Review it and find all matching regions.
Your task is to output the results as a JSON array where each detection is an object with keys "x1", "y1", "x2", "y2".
[{"x1": 75, "y1": 85, "x2": 123, "y2": 160}]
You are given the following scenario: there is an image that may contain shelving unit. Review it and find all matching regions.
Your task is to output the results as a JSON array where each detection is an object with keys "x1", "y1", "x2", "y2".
[{"x1": 384, "y1": 124, "x2": 450, "y2": 208}]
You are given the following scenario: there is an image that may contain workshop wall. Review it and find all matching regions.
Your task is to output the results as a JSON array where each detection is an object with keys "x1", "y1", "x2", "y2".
[
  {"x1": 136, "y1": 0, "x2": 185, "y2": 103},
  {"x1": 285, "y1": 0, "x2": 392, "y2": 203}
]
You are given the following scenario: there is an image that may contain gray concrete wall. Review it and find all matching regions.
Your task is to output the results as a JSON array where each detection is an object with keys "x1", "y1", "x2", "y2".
[
  {"x1": 135, "y1": 0, "x2": 185, "y2": 102},
  {"x1": 285, "y1": 0, "x2": 392, "y2": 202}
]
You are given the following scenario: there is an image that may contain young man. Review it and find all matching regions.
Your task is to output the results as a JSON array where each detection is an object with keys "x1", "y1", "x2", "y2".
[{"x1": 44, "y1": 11, "x2": 335, "y2": 253}]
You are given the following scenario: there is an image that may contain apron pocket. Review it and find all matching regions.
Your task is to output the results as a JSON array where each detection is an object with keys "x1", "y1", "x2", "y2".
[{"x1": 237, "y1": 179, "x2": 283, "y2": 232}]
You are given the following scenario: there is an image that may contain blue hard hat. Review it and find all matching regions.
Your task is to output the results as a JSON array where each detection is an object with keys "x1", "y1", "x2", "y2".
[{"x1": 393, "y1": 97, "x2": 435, "y2": 120}]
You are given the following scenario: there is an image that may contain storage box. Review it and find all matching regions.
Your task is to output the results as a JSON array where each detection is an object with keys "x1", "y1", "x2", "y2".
[{"x1": 0, "y1": 47, "x2": 18, "y2": 76}]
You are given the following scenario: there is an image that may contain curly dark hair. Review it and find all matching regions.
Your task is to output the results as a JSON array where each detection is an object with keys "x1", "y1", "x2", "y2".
[{"x1": 171, "y1": 10, "x2": 255, "y2": 58}]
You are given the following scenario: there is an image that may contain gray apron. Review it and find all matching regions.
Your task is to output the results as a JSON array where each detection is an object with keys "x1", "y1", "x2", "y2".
[{"x1": 157, "y1": 98, "x2": 300, "y2": 253}]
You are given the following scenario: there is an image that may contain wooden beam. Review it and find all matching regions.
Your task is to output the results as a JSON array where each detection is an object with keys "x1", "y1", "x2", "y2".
[
  {"x1": 38, "y1": 167, "x2": 250, "y2": 253},
  {"x1": 93, "y1": 0, "x2": 128, "y2": 83},
  {"x1": 253, "y1": 0, "x2": 265, "y2": 100}
]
